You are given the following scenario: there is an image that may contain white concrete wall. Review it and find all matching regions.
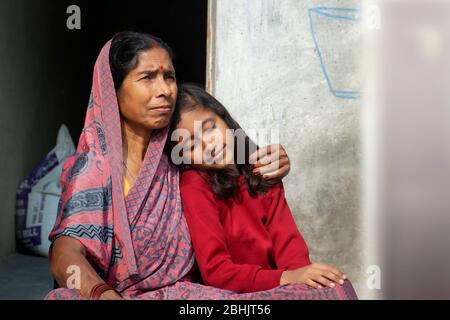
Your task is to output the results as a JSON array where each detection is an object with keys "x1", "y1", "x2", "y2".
[{"x1": 208, "y1": 0, "x2": 364, "y2": 296}]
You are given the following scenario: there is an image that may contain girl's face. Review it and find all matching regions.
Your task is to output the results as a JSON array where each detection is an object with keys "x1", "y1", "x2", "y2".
[
  {"x1": 174, "y1": 107, "x2": 235, "y2": 170},
  {"x1": 117, "y1": 47, "x2": 177, "y2": 130}
]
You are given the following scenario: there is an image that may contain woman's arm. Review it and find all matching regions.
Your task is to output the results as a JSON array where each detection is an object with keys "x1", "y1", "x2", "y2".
[
  {"x1": 249, "y1": 144, "x2": 291, "y2": 180},
  {"x1": 50, "y1": 236, "x2": 122, "y2": 300}
]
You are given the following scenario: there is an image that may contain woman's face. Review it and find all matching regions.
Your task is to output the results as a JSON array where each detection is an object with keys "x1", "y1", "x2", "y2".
[
  {"x1": 174, "y1": 107, "x2": 235, "y2": 170},
  {"x1": 117, "y1": 47, "x2": 177, "y2": 130}
]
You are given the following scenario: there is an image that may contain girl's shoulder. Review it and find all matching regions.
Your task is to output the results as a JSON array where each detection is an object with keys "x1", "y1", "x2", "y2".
[
  {"x1": 180, "y1": 169, "x2": 211, "y2": 190},
  {"x1": 261, "y1": 181, "x2": 285, "y2": 202},
  {"x1": 180, "y1": 169, "x2": 220, "y2": 206}
]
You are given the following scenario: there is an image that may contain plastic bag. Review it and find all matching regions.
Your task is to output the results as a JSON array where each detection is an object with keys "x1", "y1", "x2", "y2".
[{"x1": 16, "y1": 124, "x2": 75, "y2": 256}]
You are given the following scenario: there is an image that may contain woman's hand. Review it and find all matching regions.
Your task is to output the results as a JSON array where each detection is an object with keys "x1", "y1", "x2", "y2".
[
  {"x1": 280, "y1": 263, "x2": 347, "y2": 289},
  {"x1": 51, "y1": 236, "x2": 112, "y2": 299},
  {"x1": 99, "y1": 290, "x2": 123, "y2": 300},
  {"x1": 249, "y1": 144, "x2": 291, "y2": 180}
]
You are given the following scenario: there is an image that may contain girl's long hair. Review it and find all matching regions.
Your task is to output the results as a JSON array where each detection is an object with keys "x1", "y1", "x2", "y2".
[{"x1": 168, "y1": 83, "x2": 278, "y2": 200}]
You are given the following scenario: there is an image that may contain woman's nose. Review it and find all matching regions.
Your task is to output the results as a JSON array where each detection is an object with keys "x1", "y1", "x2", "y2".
[{"x1": 155, "y1": 77, "x2": 171, "y2": 97}]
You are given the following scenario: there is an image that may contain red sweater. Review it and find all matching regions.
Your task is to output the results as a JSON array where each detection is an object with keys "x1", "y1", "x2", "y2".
[{"x1": 180, "y1": 169, "x2": 311, "y2": 293}]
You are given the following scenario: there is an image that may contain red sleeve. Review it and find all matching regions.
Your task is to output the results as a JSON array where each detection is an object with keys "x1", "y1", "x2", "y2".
[
  {"x1": 265, "y1": 182, "x2": 311, "y2": 270},
  {"x1": 180, "y1": 171, "x2": 283, "y2": 293}
]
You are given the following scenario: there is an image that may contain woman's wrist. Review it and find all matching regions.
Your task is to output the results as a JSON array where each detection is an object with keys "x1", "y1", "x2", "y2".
[
  {"x1": 89, "y1": 283, "x2": 120, "y2": 300},
  {"x1": 99, "y1": 289, "x2": 122, "y2": 300}
]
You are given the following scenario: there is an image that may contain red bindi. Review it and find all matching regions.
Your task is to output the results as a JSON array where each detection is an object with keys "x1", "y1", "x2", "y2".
[{"x1": 159, "y1": 65, "x2": 164, "y2": 72}]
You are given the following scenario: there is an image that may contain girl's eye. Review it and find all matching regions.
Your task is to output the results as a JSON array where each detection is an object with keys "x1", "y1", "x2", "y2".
[
  {"x1": 205, "y1": 123, "x2": 216, "y2": 131},
  {"x1": 191, "y1": 139, "x2": 199, "y2": 150}
]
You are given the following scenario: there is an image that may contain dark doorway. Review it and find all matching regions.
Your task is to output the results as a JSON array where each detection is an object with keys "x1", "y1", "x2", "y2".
[
  {"x1": 47, "y1": 0, "x2": 208, "y2": 141},
  {"x1": 11, "y1": 0, "x2": 207, "y2": 255}
]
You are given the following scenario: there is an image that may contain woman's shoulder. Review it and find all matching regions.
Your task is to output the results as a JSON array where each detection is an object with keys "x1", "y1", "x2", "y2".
[{"x1": 61, "y1": 150, "x2": 111, "y2": 185}]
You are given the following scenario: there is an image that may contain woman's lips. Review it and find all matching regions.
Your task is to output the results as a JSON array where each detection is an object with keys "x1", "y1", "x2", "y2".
[{"x1": 151, "y1": 105, "x2": 172, "y2": 113}]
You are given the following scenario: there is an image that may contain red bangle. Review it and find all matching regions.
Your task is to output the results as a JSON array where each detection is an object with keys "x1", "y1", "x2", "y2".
[{"x1": 89, "y1": 283, "x2": 117, "y2": 300}]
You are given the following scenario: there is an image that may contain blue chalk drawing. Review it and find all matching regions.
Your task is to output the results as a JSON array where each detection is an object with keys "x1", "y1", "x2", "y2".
[{"x1": 309, "y1": 7, "x2": 361, "y2": 100}]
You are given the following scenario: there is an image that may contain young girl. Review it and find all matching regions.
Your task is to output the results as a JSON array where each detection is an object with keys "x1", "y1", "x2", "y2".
[{"x1": 170, "y1": 84, "x2": 350, "y2": 294}]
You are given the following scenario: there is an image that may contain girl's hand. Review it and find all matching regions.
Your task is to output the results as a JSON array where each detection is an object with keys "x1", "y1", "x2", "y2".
[
  {"x1": 280, "y1": 263, "x2": 347, "y2": 289},
  {"x1": 249, "y1": 144, "x2": 291, "y2": 180}
]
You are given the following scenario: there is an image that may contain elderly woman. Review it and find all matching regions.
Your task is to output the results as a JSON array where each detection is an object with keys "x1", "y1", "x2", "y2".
[{"x1": 45, "y1": 32, "x2": 357, "y2": 300}]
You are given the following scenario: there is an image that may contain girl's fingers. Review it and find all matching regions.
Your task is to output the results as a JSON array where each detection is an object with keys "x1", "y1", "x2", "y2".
[
  {"x1": 322, "y1": 271, "x2": 345, "y2": 285},
  {"x1": 313, "y1": 263, "x2": 345, "y2": 279},
  {"x1": 311, "y1": 274, "x2": 335, "y2": 288},
  {"x1": 305, "y1": 279, "x2": 321, "y2": 289}
]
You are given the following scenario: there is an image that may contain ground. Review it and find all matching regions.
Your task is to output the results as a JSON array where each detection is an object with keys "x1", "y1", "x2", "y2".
[{"x1": 0, "y1": 253, "x2": 52, "y2": 300}]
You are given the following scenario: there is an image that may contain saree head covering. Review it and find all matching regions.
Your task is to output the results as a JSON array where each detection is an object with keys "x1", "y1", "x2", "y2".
[{"x1": 48, "y1": 39, "x2": 195, "y2": 293}]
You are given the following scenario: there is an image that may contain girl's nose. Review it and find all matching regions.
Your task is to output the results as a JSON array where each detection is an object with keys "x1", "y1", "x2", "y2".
[{"x1": 203, "y1": 129, "x2": 217, "y2": 145}]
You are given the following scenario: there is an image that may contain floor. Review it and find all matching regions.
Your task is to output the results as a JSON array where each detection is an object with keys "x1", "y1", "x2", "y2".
[{"x1": 0, "y1": 253, "x2": 53, "y2": 300}]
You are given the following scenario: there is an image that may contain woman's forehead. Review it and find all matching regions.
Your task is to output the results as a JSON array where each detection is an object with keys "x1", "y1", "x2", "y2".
[{"x1": 135, "y1": 47, "x2": 174, "y2": 71}]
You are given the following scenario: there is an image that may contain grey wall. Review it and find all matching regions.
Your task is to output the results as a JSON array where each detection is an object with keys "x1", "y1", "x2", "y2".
[
  {"x1": 208, "y1": 0, "x2": 364, "y2": 295},
  {"x1": 0, "y1": 1, "x2": 66, "y2": 256}
]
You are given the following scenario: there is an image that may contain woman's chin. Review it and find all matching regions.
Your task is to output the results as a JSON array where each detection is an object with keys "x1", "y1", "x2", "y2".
[{"x1": 145, "y1": 117, "x2": 172, "y2": 130}]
